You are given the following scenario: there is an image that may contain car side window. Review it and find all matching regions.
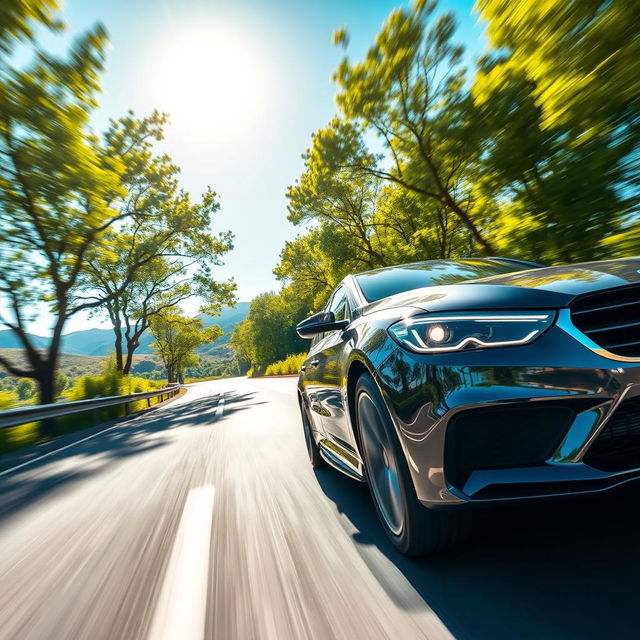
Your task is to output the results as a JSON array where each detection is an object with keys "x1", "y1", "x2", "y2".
[{"x1": 328, "y1": 287, "x2": 351, "y2": 323}]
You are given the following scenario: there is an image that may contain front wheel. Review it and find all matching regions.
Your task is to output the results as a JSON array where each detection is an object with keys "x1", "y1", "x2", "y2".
[{"x1": 355, "y1": 372, "x2": 472, "y2": 555}]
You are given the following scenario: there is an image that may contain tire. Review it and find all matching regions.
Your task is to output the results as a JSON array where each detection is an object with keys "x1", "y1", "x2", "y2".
[
  {"x1": 355, "y1": 372, "x2": 472, "y2": 555},
  {"x1": 300, "y1": 397, "x2": 326, "y2": 468}
]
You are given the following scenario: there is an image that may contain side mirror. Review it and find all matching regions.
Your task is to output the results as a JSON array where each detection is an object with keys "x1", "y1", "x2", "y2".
[{"x1": 296, "y1": 311, "x2": 349, "y2": 339}]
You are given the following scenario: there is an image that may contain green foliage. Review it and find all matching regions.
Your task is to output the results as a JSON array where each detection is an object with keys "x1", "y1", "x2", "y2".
[
  {"x1": 276, "y1": 0, "x2": 640, "y2": 316},
  {"x1": 65, "y1": 357, "x2": 122, "y2": 401},
  {"x1": 471, "y1": 0, "x2": 639, "y2": 262},
  {"x1": 330, "y1": 2, "x2": 495, "y2": 253},
  {"x1": 0, "y1": 388, "x2": 17, "y2": 409},
  {"x1": 150, "y1": 313, "x2": 222, "y2": 382},
  {"x1": 16, "y1": 378, "x2": 36, "y2": 401},
  {"x1": 84, "y1": 111, "x2": 235, "y2": 375},
  {"x1": 132, "y1": 360, "x2": 157, "y2": 375},
  {"x1": 230, "y1": 291, "x2": 309, "y2": 373},
  {"x1": 0, "y1": 0, "x2": 62, "y2": 55},
  {"x1": 264, "y1": 353, "x2": 307, "y2": 377},
  {"x1": 0, "y1": 20, "x2": 120, "y2": 407}
]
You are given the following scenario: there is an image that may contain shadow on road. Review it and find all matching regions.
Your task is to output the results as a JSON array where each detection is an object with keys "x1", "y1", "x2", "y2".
[
  {"x1": 0, "y1": 391, "x2": 263, "y2": 521},
  {"x1": 315, "y1": 467, "x2": 640, "y2": 640}
]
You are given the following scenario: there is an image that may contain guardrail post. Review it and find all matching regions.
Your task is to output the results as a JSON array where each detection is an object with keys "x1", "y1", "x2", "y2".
[{"x1": 147, "y1": 397, "x2": 151, "y2": 408}]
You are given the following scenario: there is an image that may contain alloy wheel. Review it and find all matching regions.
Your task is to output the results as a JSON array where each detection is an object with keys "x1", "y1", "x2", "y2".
[{"x1": 358, "y1": 391, "x2": 404, "y2": 536}]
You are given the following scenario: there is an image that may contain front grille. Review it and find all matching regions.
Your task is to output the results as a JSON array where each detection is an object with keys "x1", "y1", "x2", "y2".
[
  {"x1": 571, "y1": 284, "x2": 640, "y2": 357},
  {"x1": 583, "y1": 396, "x2": 640, "y2": 472}
]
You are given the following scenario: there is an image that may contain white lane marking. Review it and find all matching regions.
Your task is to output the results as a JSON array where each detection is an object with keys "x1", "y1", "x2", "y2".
[
  {"x1": 215, "y1": 394, "x2": 225, "y2": 418},
  {"x1": 148, "y1": 485, "x2": 215, "y2": 640},
  {"x1": 0, "y1": 388, "x2": 192, "y2": 479}
]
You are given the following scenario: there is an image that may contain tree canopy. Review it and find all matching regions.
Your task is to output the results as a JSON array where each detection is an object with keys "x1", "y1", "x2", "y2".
[
  {"x1": 150, "y1": 313, "x2": 222, "y2": 383},
  {"x1": 236, "y1": 0, "x2": 640, "y2": 371},
  {"x1": 0, "y1": 10, "x2": 233, "y2": 412},
  {"x1": 84, "y1": 111, "x2": 235, "y2": 375}
]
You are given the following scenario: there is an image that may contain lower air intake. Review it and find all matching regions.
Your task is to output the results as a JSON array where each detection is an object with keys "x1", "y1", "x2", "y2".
[
  {"x1": 583, "y1": 396, "x2": 640, "y2": 472},
  {"x1": 445, "y1": 404, "x2": 575, "y2": 489}
]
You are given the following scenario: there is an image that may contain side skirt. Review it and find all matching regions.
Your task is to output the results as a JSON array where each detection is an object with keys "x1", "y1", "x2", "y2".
[{"x1": 318, "y1": 438, "x2": 366, "y2": 482}]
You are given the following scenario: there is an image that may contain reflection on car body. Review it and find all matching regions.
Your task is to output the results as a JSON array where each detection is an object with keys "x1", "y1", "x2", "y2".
[{"x1": 296, "y1": 257, "x2": 640, "y2": 555}]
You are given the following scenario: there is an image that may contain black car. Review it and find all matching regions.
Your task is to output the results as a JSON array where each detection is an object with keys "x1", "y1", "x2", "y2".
[{"x1": 296, "y1": 257, "x2": 640, "y2": 555}]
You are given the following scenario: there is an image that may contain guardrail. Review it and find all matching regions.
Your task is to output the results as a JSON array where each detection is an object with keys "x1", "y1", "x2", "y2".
[{"x1": 0, "y1": 384, "x2": 181, "y2": 430}]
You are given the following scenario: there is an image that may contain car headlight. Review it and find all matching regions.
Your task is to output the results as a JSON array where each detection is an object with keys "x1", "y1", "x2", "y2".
[{"x1": 388, "y1": 312, "x2": 556, "y2": 353}]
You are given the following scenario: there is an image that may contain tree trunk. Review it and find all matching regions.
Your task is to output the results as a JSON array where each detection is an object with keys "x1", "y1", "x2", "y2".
[
  {"x1": 114, "y1": 322, "x2": 123, "y2": 372},
  {"x1": 123, "y1": 349, "x2": 134, "y2": 376},
  {"x1": 107, "y1": 303, "x2": 124, "y2": 372},
  {"x1": 122, "y1": 329, "x2": 144, "y2": 376},
  {"x1": 37, "y1": 362, "x2": 58, "y2": 437}
]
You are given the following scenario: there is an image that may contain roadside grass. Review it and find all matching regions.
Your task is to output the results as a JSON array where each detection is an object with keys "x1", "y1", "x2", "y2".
[{"x1": 260, "y1": 353, "x2": 306, "y2": 377}]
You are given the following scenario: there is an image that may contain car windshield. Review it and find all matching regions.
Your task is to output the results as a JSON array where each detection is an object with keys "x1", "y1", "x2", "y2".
[{"x1": 354, "y1": 259, "x2": 530, "y2": 302}]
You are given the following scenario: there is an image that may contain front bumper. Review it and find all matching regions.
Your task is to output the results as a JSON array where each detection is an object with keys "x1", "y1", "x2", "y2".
[{"x1": 376, "y1": 316, "x2": 640, "y2": 508}]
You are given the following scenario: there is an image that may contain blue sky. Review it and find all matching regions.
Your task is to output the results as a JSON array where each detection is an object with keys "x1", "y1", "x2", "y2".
[{"x1": 30, "y1": 0, "x2": 486, "y2": 334}]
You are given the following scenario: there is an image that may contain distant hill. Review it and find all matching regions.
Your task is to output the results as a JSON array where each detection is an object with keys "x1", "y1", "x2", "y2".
[{"x1": 0, "y1": 302, "x2": 250, "y2": 358}]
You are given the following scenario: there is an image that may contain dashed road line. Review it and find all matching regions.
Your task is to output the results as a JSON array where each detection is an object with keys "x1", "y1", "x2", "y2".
[
  {"x1": 148, "y1": 484, "x2": 216, "y2": 640},
  {"x1": 215, "y1": 393, "x2": 225, "y2": 418}
]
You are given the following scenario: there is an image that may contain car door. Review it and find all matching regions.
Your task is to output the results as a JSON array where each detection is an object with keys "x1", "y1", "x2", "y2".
[
  {"x1": 313, "y1": 286, "x2": 356, "y2": 450},
  {"x1": 301, "y1": 329, "x2": 329, "y2": 436}
]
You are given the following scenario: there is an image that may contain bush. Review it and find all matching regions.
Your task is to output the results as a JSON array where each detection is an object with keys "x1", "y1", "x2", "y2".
[
  {"x1": 263, "y1": 353, "x2": 306, "y2": 376},
  {"x1": 65, "y1": 357, "x2": 122, "y2": 402},
  {"x1": 132, "y1": 359, "x2": 157, "y2": 375},
  {"x1": 15, "y1": 378, "x2": 36, "y2": 401},
  {"x1": 58, "y1": 359, "x2": 166, "y2": 432},
  {"x1": 0, "y1": 389, "x2": 17, "y2": 410}
]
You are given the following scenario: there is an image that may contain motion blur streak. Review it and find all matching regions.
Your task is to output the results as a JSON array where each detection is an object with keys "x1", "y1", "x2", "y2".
[{"x1": 0, "y1": 380, "x2": 452, "y2": 640}]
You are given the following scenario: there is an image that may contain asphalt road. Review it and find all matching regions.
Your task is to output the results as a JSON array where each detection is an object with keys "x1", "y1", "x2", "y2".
[{"x1": 1, "y1": 377, "x2": 640, "y2": 640}]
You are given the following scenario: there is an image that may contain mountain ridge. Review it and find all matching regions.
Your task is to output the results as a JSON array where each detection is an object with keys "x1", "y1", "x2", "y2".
[{"x1": 0, "y1": 302, "x2": 249, "y2": 357}]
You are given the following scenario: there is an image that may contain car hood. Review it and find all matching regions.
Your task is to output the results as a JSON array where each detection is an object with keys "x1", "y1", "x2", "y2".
[{"x1": 362, "y1": 257, "x2": 640, "y2": 315}]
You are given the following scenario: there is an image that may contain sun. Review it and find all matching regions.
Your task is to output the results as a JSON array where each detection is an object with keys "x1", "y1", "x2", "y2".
[{"x1": 145, "y1": 21, "x2": 273, "y2": 140}]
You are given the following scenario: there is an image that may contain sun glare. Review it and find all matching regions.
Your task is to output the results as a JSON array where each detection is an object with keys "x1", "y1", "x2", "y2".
[{"x1": 146, "y1": 22, "x2": 273, "y2": 141}]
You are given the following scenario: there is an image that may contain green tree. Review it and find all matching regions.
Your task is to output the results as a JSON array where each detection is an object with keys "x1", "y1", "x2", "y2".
[
  {"x1": 274, "y1": 226, "x2": 363, "y2": 308},
  {"x1": 149, "y1": 313, "x2": 222, "y2": 383},
  {"x1": 374, "y1": 185, "x2": 470, "y2": 262},
  {"x1": 0, "y1": 0, "x2": 61, "y2": 56},
  {"x1": 472, "y1": 0, "x2": 639, "y2": 261},
  {"x1": 287, "y1": 137, "x2": 386, "y2": 270},
  {"x1": 330, "y1": 2, "x2": 496, "y2": 253},
  {"x1": 230, "y1": 291, "x2": 308, "y2": 373},
  {"x1": 0, "y1": 26, "x2": 131, "y2": 419},
  {"x1": 84, "y1": 111, "x2": 235, "y2": 374},
  {"x1": 477, "y1": 0, "x2": 640, "y2": 147}
]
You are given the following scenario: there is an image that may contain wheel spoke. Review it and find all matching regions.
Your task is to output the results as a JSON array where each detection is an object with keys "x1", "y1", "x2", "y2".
[{"x1": 359, "y1": 392, "x2": 404, "y2": 535}]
